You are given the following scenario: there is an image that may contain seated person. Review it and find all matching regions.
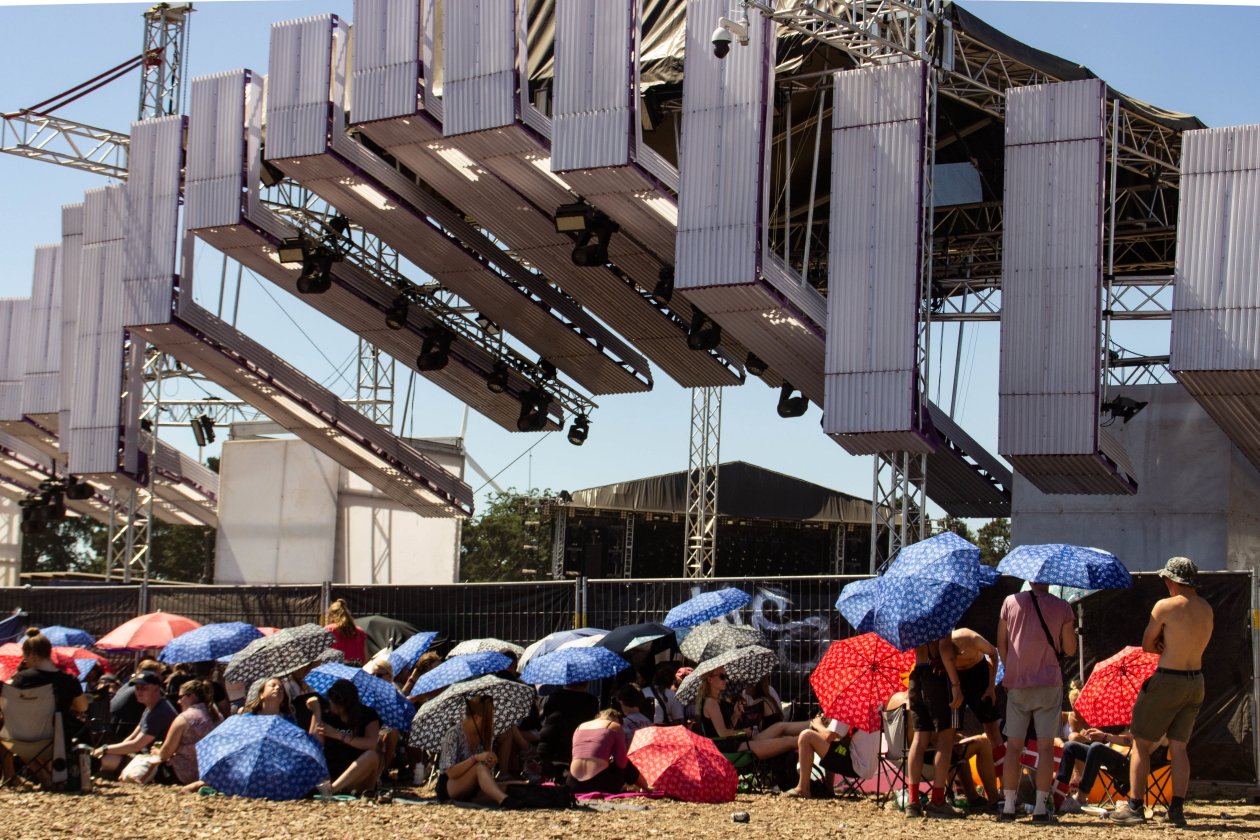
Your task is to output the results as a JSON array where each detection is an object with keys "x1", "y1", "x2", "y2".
[
  {"x1": 642, "y1": 663, "x2": 685, "y2": 726},
  {"x1": 242, "y1": 677, "x2": 293, "y2": 719},
  {"x1": 615, "y1": 685, "x2": 653, "y2": 749},
  {"x1": 888, "y1": 690, "x2": 998, "y2": 809},
  {"x1": 313, "y1": 679, "x2": 380, "y2": 795},
  {"x1": 741, "y1": 676, "x2": 785, "y2": 731},
  {"x1": 2, "y1": 629, "x2": 89, "y2": 783},
  {"x1": 537, "y1": 682, "x2": 599, "y2": 772},
  {"x1": 436, "y1": 695, "x2": 508, "y2": 805},
  {"x1": 692, "y1": 668, "x2": 807, "y2": 761},
  {"x1": 784, "y1": 713, "x2": 879, "y2": 798},
  {"x1": 1053, "y1": 727, "x2": 1167, "y2": 812},
  {"x1": 143, "y1": 679, "x2": 221, "y2": 786},
  {"x1": 92, "y1": 672, "x2": 177, "y2": 777},
  {"x1": 567, "y1": 709, "x2": 646, "y2": 795},
  {"x1": 108, "y1": 660, "x2": 165, "y2": 737}
]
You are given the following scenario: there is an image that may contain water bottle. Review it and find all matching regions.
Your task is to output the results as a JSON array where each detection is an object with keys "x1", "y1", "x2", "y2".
[{"x1": 77, "y1": 745, "x2": 93, "y2": 792}]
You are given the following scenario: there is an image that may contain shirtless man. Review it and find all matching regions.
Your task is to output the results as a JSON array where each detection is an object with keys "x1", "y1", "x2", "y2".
[
  {"x1": 1109, "y1": 557, "x2": 1213, "y2": 826},
  {"x1": 951, "y1": 628, "x2": 1002, "y2": 800},
  {"x1": 904, "y1": 635, "x2": 964, "y2": 818}
]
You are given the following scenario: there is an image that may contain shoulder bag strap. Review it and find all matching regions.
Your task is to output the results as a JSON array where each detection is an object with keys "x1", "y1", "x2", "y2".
[{"x1": 1028, "y1": 592, "x2": 1061, "y2": 656}]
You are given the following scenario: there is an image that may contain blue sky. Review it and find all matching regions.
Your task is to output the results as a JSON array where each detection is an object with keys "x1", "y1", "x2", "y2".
[{"x1": 0, "y1": 1, "x2": 1257, "y2": 518}]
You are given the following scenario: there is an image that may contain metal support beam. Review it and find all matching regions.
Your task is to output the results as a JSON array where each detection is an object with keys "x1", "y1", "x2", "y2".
[
  {"x1": 550, "y1": 507, "x2": 567, "y2": 580},
  {"x1": 684, "y1": 387, "x2": 721, "y2": 579},
  {"x1": 139, "y1": 4, "x2": 193, "y2": 120},
  {"x1": 623, "y1": 514, "x2": 636, "y2": 580},
  {"x1": 0, "y1": 113, "x2": 128, "y2": 178},
  {"x1": 871, "y1": 451, "x2": 928, "y2": 572},
  {"x1": 356, "y1": 339, "x2": 394, "y2": 428}
]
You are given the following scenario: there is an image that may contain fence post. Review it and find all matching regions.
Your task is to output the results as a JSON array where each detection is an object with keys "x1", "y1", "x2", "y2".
[
  {"x1": 320, "y1": 580, "x2": 331, "y2": 618},
  {"x1": 138, "y1": 580, "x2": 149, "y2": 616},
  {"x1": 574, "y1": 577, "x2": 586, "y2": 630}
]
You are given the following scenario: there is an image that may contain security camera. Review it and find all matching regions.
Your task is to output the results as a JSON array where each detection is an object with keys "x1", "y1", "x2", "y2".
[{"x1": 712, "y1": 25, "x2": 733, "y2": 58}]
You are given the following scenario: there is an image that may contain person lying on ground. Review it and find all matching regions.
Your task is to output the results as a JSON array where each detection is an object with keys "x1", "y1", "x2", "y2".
[
  {"x1": 567, "y1": 708, "x2": 648, "y2": 795},
  {"x1": 313, "y1": 678, "x2": 380, "y2": 795},
  {"x1": 692, "y1": 667, "x2": 807, "y2": 761},
  {"x1": 783, "y1": 713, "x2": 880, "y2": 798},
  {"x1": 436, "y1": 694, "x2": 509, "y2": 805},
  {"x1": 92, "y1": 672, "x2": 177, "y2": 777}
]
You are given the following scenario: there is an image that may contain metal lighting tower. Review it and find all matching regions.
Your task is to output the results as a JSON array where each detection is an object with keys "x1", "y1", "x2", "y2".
[
  {"x1": 139, "y1": 4, "x2": 193, "y2": 119},
  {"x1": 684, "y1": 386, "x2": 721, "y2": 578}
]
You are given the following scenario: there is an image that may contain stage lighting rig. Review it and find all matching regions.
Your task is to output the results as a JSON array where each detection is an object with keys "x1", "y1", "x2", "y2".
[
  {"x1": 485, "y1": 361, "x2": 510, "y2": 394},
  {"x1": 687, "y1": 309, "x2": 722, "y2": 351},
  {"x1": 776, "y1": 383, "x2": 808, "y2": 418},
  {"x1": 516, "y1": 388, "x2": 551, "y2": 432},
  {"x1": 416, "y1": 326, "x2": 454, "y2": 372},
  {"x1": 1101, "y1": 395, "x2": 1148, "y2": 424},
  {"x1": 745, "y1": 353, "x2": 767, "y2": 377},
  {"x1": 652, "y1": 267, "x2": 674, "y2": 305},
  {"x1": 385, "y1": 294, "x2": 410, "y2": 330},
  {"x1": 567, "y1": 415, "x2": 590, "y2": 447},
  {"x1": 296, "y1": 249, "x2": 336, "y2": 295},
  {"x1": 554, "y1": 202, "x2": 618, "y2": 267},
  {"x1": 190, "y1": 414, "x2": 215, "y2": 446}
]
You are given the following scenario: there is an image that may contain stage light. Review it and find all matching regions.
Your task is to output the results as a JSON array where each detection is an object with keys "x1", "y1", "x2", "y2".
[
  {"x1": 777, "y1": 383, "x2": 808, "y2": 418},
  {"x1": 64, "y1": 476, "x2": 94, "y2": 502},
  {"x1": 296, "y1": 251, "x2": 334, "y2": 294},
  {"x1": 416, "y1": 327, "x2": 454, "y2": 372},
  {"x1": 198, "y1": 414, "x2": 216, "y2": 445},
  {"x1": 474, "y1": 313, "x2": 500, "y2": 336},
  {"x1": 557, "y1": 202, "x2": 618, "y2": 266},
  {"x1": 687, "y1": 309, "x2": 722, "y2": 351},
  {"x1": 191, "y1": 417, "x2": 206, "y2": 447},
  {"x1": 538, "y1": 359, "x2": 557, "y2": 380},
  {"x1": 554, "y1": 202, "x2": 593, "y2": 233},
  {"x1": 1102, "y1": 395, "x2": 1148, "y2": 424},
  {"x1": 745, "y1": 353, "x2": 767, "y2": 377},
  {"x1": 276, "y1": 238, "x2": 305, "y2": 265},
  {"x1": 567, "y1": 415, "x2": 589, "y2": 446},
  {"x1": 486, "y1": 361, "x2": 510, "y2": 393},
  {"x1": 516, "y1": 388, "x2": 550, "y2": 432},
  {"x1": 652, "y1": 267, "x2": 674, "y2": 305},
  {"x1": 385, "y1": 295, "x2": 409, "y2": 330},
  {"x1": 328, "y1": 214, "x2": 350, "y2": 236}
]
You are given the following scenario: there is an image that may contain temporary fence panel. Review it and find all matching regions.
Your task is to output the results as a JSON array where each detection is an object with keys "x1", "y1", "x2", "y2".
[
  {"x1": 0, "y1": 586, "x2": 143, "y2": 639},
  {"x1": 147, "y1": 586, "x2": 323, "y2": 629}
]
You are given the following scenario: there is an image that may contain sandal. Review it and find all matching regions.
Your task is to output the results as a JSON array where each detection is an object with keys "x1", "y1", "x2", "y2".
[{"x1": 783, "y1": 787, "x2": 806, "y2": 798}]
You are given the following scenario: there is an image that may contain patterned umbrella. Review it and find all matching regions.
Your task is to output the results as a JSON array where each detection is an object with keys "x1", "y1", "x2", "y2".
[
  {"x1": 1020, "y1": 581, "x2": 1096, "y2": 604},
  {"x1": 159, "y1": 622, "x2": 263, "y2": 665},
  {"x1": 356, "y1": 615, "x2": 420, "y2": 656},
  {"x1": 597, "y1": 623, "x2": 676, "y2": 656},
  {"x1": 1073, "y1": 645, "x2": 1160, "y2": 727},
  {"x1": 663, "y1": 588, "x2": 753, "y2": 629},
  {"x1": 388, "y1": 631, "x2": 439, "y2": 676},
  {"x1": 835, "y1": 577, "x2": 880, "y2": 632},
  {"x1": 519, "y1": 647, "x2": 630, "y2": 686},
  {"x1": 305, "y1": 663, "x2": 415, "y2": 731},
  {"x1": 628, "y1": 725, "x2": 737, "y2": 803},
  {"x1": 679, "y1": 624, "x2": 766, "y2": 664},
  {"x1": 411, "y1": 651, "x2": 511, "y2": 697},
  {"x1": 447, "y1": 637, "x2": 525, "y2": 658},
  {"x1": 810, "y1": 632, "x2": 915, "y2": 733},
  {"x1": 999, "y1": 544, "x2": 1131, "y2": 590},
  {"x1": 407, "y1": 675, "x2": 537, "y2": 751},
  {"x1": 315, "y1": 647, "x2": 346, "y2": 665},
  {"x1": 518, "y1": 628, "x2": 608, "y2": 672},
  {"x1": 0, "y1": 643, "x2": 109, "y2": 682},
  {"x1": 674, "y1": 645, "x2": 779, "y2": 705},
  {"x1": 224, "y1": 624, "x2": 335, "y2": 685},
  {"x1": 38, "y1": 626, "x2": 95, "y2": 648},
  {"x1": 96, "y1": 611, "x2": 202, "y2": 651},
  {"x1": 196, "y1": 714, "x2": 328, "y2": 800}
]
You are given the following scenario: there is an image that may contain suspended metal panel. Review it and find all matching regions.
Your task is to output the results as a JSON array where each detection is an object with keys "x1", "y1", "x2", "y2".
[
  {"x1": 124, "y1": 117, "x2": 183, "y2": 327},
  {"x1": 0, "y1": 300, "x2": 29, "y2": 425},
  {"x1": 266, "y1": 16, "x2": 346, "y2": 161},
  {"x1": 22, "y1": 244, "x2": 62, "y2": 421},
  {"x1": 551, "y1": 0, "x2": 632, "y2": 171},
  {"x1": 824, "y1": 62, "x2": 930, "y2": 454},
  {"x1": 350, "y1": 0, "x2": 423, "y2": 126},
  {"x1": 186, "y1": 70, "x2": 257, "y2": 231},
  {"x1": 1172, "y1": 124, "x2": 1260, "y2": 471},
  {"x1": 59, "y1": 203, "x2": 83, "y2": 438},
  {"x1": 443, "y1": 0, "x2": 517, "y2": 137}
]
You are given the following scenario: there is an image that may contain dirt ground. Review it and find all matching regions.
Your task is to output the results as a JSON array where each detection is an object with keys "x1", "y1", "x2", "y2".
[{"x1": 1, "y1": 783, "x2": 1256, "y2": 840}]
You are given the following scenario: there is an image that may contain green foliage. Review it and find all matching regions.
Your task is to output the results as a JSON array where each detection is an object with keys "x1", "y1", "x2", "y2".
[
  {"x1": 20, "y1": 515, "x2": 214, "y2": 583},
  {"x1": 459, "y1": 489, "x2": 554, "y2": 582},
  {"x1": 976, "y1": 517, "x2": 1011, "y2": 566}
]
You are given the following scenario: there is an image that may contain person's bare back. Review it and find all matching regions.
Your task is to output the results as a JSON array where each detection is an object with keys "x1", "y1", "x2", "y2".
[
  {"x1": 1146, "y1": 591, "x2": 1213, "y2": 670},
  {"x1": 951, "y1": 628, "x2": 994, "y2": 671}
]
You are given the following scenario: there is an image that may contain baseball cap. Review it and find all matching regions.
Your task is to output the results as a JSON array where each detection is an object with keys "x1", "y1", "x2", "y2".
[{"x1": 129, "y1": 671, "x2": 163, "y2": 687}]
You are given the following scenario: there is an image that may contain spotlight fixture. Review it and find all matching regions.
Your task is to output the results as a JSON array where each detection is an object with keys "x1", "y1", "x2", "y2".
[
  {"x1": 555, "y1": 202, "x2": 618, "y2": 266},
  {"x1": 64, "y1": 476, "x2": 95, "y2": 502},
  {"x1": 554, "y1": 202, "x2": 594, "y2": 233},
  {"x1": 327, "y1": 214, "x2": 350, "y2": 236},
  {"x1": 296, "y1": 250, "x2": 335, "y2": 294},
  {"x1": 745, "y1": 353, "x2": 767, "y2": 377},
  {"x1": 687, "y1": 308, "x2": 722, "y2": 351},
  {"x1": 276, "y1": 238, "x2": 305, "y2": 265},
  {"x1": 776, "y1": 382, "x2": 808, "y2": 418},
  {"x1": 537, "y1": 359, "x2": 557, "y2": 380},
  {"x1": 485, "y1": 361, "x2": 510, "y2": 394},
  {"x1": 385, "y1": 295, "x2": 409, "y2": 330},
  {"x1": 198, "y1": 414, "x2": 216, "y2": 445},
  {"x1": 140, "y1": 417, "x2": 154, "y2": 432},
  {"x1": 652, "y1": 267, "x2": 674, "y2": 305},
  {"x1": 567, "y1": 415, "x2": 590, "y2": 446},
  {"x1": 474, "y1": 313, "x2": 500, "y2": 336},
  {"x1": 1101, "y1": 395, "x2": 1148, "y2": 424},
  {"x1": 191, "y1": 416, "x2": 207, "y2": 447},
  {"x1": 516, "y1": 388, "x2": 551, "y2": 432},
  {"x1": 259, "y1": 158, "x2": 286, "y2": 188},
  {"x1": 416, "y1": 327, "x2": 454, "y2": 372}
]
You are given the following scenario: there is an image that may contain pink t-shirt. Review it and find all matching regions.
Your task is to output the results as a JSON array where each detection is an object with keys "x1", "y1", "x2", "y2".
[{"x1": 999, "y1": 590, "x2": 1074, "y2": 689}]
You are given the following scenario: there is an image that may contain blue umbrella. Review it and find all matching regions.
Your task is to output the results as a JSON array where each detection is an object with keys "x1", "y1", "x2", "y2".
[
  {"x1": 411, "y1": 651, "x2": 511, "y2": 697},
  {"x1": 518, "y1": 628, "x2": 609, "y2": 672},
  {"x1": 663, "y1": 588, "x2": 752, "y2": 629},
  {"x1": 388, "y1": 631, "x2": 439, "y2": 676},
  {"x1": 306, "y1": 663, "x2": 415, "y2": 731},
  {"x1": 999, "y1": 544, "x2": 1131, "y2": 590},
  {"x1": 835, "y1": 577, "x2": 881, "y2": 632},
  {"x1": 39, "y1": 625, "x2": 96, "y2": 648},
  {"x1": 519, "y1": 647, "x2": 630, "y2": 685},
  {"x1": 196, "y1": 714, "x2": 328, "y2": 800},
  {"x1": 159, "y1": 622, "x2": 263, "y2": 665}
]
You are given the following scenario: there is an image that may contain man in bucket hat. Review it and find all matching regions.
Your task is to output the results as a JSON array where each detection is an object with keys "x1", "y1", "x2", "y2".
[{"x1": 1108, "y1": 558, "x2": 1213, "y2": 826}]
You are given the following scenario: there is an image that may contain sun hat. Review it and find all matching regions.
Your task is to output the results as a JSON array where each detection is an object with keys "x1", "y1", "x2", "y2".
[{"x1": 1158, "y1": 557, "x2": 1199, "y2": 587}]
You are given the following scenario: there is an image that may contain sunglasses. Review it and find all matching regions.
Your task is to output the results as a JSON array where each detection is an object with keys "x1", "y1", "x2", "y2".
[{"x1": 713, "y1": 674, "x2": 729, "y2": 681}]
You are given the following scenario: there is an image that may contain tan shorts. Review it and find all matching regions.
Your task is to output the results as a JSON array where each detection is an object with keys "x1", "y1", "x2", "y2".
[{"x1": 1130, "y1": 670, "x2": 1204, "y2": 744}]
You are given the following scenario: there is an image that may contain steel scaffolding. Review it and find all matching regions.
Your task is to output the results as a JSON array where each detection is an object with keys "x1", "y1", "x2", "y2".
[{"x1": 684, "y1": 387, "x2": 721, "y2": 578}]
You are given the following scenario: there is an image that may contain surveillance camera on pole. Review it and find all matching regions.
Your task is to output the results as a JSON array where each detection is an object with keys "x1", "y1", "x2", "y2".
[{"x1": 712, "y1": 9, "x2": 750, "y2": 59}]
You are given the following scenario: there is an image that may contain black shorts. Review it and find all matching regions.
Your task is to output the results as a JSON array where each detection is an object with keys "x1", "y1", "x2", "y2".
[
  {"x1": 566, "y1": 760, "x2": 638, "y2": 794},
  {"x1": 908, "y1": 664, "x2": 956, "y2": 734},
  {"x1": 436, "y1": 772, "x2": 450, "y2": 802},
  {"x1": 957, "y1": 661, "x2": 1000, "y2": 724},
  {"x1": 819, "y1": 743, "x2": 856, "y2": 777}
]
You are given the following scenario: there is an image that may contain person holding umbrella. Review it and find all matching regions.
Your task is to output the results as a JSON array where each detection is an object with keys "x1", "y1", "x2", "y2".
[
  {"x1": 312, "y1": 679, "x2": 380, "y2": 795},
  {"x1": 436, "y1": 694, "x2": 509, "y2": 805}
]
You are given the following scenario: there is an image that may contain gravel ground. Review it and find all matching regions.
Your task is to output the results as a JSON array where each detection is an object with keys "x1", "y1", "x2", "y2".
[{"x1": 1, "y1": 784, "x2": 1255, "y2": 840}]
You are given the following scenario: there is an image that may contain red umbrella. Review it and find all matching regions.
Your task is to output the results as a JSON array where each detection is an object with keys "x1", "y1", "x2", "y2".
[
  {"x1": 257, "y1": 627, "x2": 281, "y2": 636},
  {"x1": 0, "y1": 644, "x2": 110, "y2": 681},
  {"x1": 628, "y1": 725, "x2": 738, "y2": 803},
  {"x1": 96, "y1": 611, "x2": 202, "y2": 651},
  {"x1": 1074, "y1": 645, "x2": 1160, "y2": 727},
  {"x1": 810, "y1": 632, "x2": 915, "y2": 732}
]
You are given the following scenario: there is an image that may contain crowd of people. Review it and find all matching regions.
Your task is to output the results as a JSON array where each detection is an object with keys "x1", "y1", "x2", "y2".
[{"x1": 0, "y1": 558, "x2": 1216, "y2": 826}]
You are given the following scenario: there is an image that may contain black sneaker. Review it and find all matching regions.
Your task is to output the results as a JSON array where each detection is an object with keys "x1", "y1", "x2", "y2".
[
  {"x1": 904, "y1": 802, "x2": 924, "y2": 818},
  {"x1": 1162, "y1": 810, "x2": 1187, "y2": 827},
  {"x1": 1030, "y1": 812, "x2": 1055, "y2": 825},
  {"x1": 997, "y1": 810, "x2": 1019, "y2": 822}
]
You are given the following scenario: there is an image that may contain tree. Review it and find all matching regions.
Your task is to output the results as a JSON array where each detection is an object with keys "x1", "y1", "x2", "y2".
[
  {"x1": 20, "y1": 514, "x2": 106, "y2": 574},
  {"x1": 460, "y1": 489, "x2": 554, "y2": 582},
  {"x1": 976, "y1": 517, "x2": 1011, "y2": 566},
  {"x1": 934, "y1": 514, "x2": 977, "y2": 543}
]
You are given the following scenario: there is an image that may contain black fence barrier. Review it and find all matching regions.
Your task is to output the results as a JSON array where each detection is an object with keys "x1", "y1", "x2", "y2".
[
  {"x1": 149, "y1": 586, "x2": 323, "y2": 629},
  {"x1": 0, "y1": 586, "x2": 144, "y2": 639}
]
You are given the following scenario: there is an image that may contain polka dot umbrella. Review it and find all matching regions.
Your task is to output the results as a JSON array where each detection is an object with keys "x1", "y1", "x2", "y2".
[
  {"x1": 663, "y1": 588, "x2": 752, "y2": 629},
  {"x1": 998, "y1": 544, "x2": 1131, "y2": 590},
  {"x1": 1073, "y1": 645, "x2": 1160, "y2": 728},
  {"x1": 196, "y1": 714, "x2": 328, "y2": 800},
  {"x1": 411, "y1": 651, "x2": 511, "y2": 697},
  {"x1": 223, "y1": 624, "x2": 335, "y2": 684},
  {"x1": 407, "y1": 675, "x2": 537, "y2": 752},
  {"x1": 810, "y1": 632, "x2": 914, "y2": 733},
  {"x1": 628, "y1": 725, "x2": 737, "y2": 803},
  {"x1": 678, "y1": 624, "x2": 766, "y2": 664},
  {"x1": 674, "y1": 645, "x2": 779, "y2": 705},
  {"x1": 447, "y1": 637, "x2": 525, "y2": 658}
]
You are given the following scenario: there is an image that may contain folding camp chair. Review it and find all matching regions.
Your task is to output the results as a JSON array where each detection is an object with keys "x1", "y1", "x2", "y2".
[
  {"x1": 1096, "y1": 751, "x2": 1172, "y2": 811},
  {"x1": 877, "y1": 706, "x2": 915, "y2": 806},
  {"x1": 0, "y1": 682, "x2": 67, "y2": 787}
]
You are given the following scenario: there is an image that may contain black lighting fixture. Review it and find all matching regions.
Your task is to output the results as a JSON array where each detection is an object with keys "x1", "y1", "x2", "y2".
[
  {"x1": 1101, "y1": 395, "x2": 1148, "y2": 424},
  {"x1": 385, "y1": 294, "x2": 409, "y2": 330},
  {"x1": 777, "y1": 382, "x2": 808, "y2": 418},
  {"x1": 516, "y1": 388, "x2": 551, "y2": 432},
  {"x1": 555, "y1": 201, "x2": 618, "y2": 267},
  {"x1": 687, "y1": 308, "x2": 722, "y2": 351},
  {"x1": 190, "y1": 414, "x2": 215, "y2": 447},
  {"x1": 567, "y1": 415, "x2": 589, "y2": 447},
  {"x1": 537, "y1": 359, "x2": 557, "y2": 380},
  {"x1": 260, "y1": 158, "x2": 286, "y2": 189},
  {"x1": 558, "y1": 490, "x2": 573, "y2": 503},
  {"x1": 327, "y1": 214, "x2": 350, "y2": 237},
  {"x1": 296, "y1": 250, "x2": 335, "y2": 294},
  {"x1": 64, "y1": 475, "x2": 95, "y2": 502},
  {"x1": 745, "y1": 352, "x2": 767, "y2": 377},
  {"x1": 416, "y1": 326, "x2": 454, "y2": 372},
  {"x1": 485, "y1": 361, "x2": 510, "y2": 393},
  {"x1": 474, "y1": 313, "x2": 500, "y2": 336},
  {"x1": 554, "y1": 201, "x2": 594, "y2": 233},
  {"x1": 652, "y1": 266, "x2": 674, "y2": 305},
  {"x1": 140, "y1": 417, "x2": 154, "y2": 432},
  {"x1": 276, "y1": 237, "x2": 306, "y2": 265}
]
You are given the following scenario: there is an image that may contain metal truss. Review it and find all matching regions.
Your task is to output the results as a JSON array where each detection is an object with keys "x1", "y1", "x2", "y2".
[
  {"x1": 830, "y1": 524, "x2": 847, "y2": 576},
  {"x1": 871, "y1": 451, "x2": 927, "y2": 572},
  {"x1": 623, "y1": 514, "x2": 636, "y2": 579},
  {"x1": 356, "y1": 340, "x2": 394, "y2": 428},
  {"x1": 550, "y1": 506, "x2": 567, "y2": 580},
  {"x1": 155, "y1": 400, "x2": 260, "y2": 425},
  {"x1": 684, "y1": 387, "x2": 721, "y2": 579},
  {"x1": 0, "y1": 113, "x2": 128, "y2": 179},
  {"x1": 139, "y1": 4, "x2": 193, "y2": 120}
]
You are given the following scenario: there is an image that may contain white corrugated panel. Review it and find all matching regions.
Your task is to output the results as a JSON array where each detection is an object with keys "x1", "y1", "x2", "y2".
[
  {"x1": 676, "y1": 0, "x2": 768, "y2": 291},
  {"x1": 266, "y1": 16, "x2": 342, "y2": 160},
  {"x1": 0, "y1": 300, "x2": 30, "y2": 423},
  {"x1": 999, "y1": 80, "x2": 1103, "y2": 459},
  {"x1": 443, "y1": 0, "x2": 516, "y2": 136},
  {"x1": 1172, "y1": 124, "x2": 1260, "y2": 369},
  {"x1": 59, "y1": 203, "x2": 83, "y2": 436},
  {"x1": 824, "y1": 62, "x2": 925, "y2": 440},
  {"x1": 22, "y1": 244, "x2": 62, "y2": 418},
  {"x1": 351, "y1": 0, "x2": 421, "y2": 125},
  {"x1": 123, "y1": 117, "x2": 182, "y2": 327},
  {"x1": 187, "y1": 71, "x2": 252, "y2": 230},
  {"x1": 551, "y1": 0, "x2": 633, "y2": 171}
]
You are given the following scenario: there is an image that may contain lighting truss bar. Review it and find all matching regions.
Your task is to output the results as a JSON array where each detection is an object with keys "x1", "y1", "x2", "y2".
[
  {"x1": 930, "y1": 274, "x2": 1173, "y2": 322},
  {"x1": 684, "y1": 386, "x2": 721, "y2": 579},
  {"x1": 0, "y1": 112, "x2": 129, "y2": 179}
]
